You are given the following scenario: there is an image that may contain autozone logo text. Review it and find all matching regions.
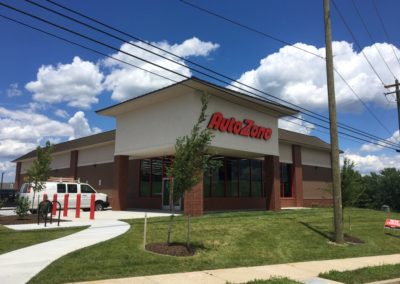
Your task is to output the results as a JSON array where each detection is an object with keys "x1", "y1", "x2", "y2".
[{"x1": 207, "y1": 112, "x2": 272, "y2": 141}]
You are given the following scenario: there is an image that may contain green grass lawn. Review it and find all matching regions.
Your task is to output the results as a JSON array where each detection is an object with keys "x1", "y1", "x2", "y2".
[
  {"x1": 319, "y1": 263, "x2": 400, "y2": 283},
  {"x1": 30, "y1": 208, "x2": 400, "y2": 284},
  {"x1": 233, "y1": 277, "x2": 302, "y2": 284},
  {"x1": 0, "y1": 225, "x2": 87, "y2": 254}
]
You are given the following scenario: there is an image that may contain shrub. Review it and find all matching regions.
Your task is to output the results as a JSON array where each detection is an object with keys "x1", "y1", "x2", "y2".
[{"x1": 15, "y1": 197, "x2": 31, "y2": 218}]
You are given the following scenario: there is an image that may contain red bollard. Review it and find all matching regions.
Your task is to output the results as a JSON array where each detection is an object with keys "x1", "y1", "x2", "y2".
[
  {"x1": 63, "y1": 194, "x2": 69, "y2": 217},
  {"x1": 90, "y1": 193, "x2": 95, "y2": 220},
  {"x1": 75, "y1": 194, "x2": 81, "y2": 218},
  {"x1": 52, "y1": 194, "x2": 57, "y2": 215}
]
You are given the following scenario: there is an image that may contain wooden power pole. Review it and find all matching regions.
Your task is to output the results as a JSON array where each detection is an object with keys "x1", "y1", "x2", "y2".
[
  {"x1": 384, "y1": 79, "x2": 400, "y2": 137},
  {"x1": 323, "y1": 0, "x2": 344, "y2": 243}
]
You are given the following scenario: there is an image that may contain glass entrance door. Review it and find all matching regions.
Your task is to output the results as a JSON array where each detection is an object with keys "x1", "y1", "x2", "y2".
[{"x1": 162, "y1": 178, "x2": 181, "y2": 211}]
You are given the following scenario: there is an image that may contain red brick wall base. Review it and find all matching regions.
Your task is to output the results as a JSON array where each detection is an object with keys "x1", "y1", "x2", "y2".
[{"x1": 184, "y1": 177, "x2": 203, "y2": 216}]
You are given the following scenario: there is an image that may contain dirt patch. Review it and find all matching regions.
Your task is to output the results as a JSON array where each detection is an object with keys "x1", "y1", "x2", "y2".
[
  {"x1": 0, "y1": 215, "x2": 68, "y2": 225},
  {"x1": 344, "y1": 234, "x2": 364, "y2": 244},
  {"x1": 145, "y1": 242, "x2": 195, "y2": 257}
]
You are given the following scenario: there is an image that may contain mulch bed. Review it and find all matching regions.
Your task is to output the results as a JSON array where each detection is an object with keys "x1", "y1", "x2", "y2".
[
  {"x1": 344, "y1": 234, "x2": 364, "y2": 244},
  {"x1": 145, "y1": 242, "x2": 196, "y2": 257},
  {"x1": 0, "y1": 215, "x2": 68, "y2": 225}
]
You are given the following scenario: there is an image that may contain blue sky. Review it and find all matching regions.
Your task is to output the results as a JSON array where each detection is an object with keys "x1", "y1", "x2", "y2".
[{"x1": 1, "y1": 0, "x2": 400, "y2": 181}]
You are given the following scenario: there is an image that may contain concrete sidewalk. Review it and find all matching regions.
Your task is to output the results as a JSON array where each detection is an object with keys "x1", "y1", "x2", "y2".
[
  {"x1": 0, "y1": 209, "x2": 175, "y2": 283},
  {"x1": 77, "y1": 254, "x2": 400, "y2": 284}
]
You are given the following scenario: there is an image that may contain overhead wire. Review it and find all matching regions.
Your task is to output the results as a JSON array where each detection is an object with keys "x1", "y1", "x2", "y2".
[
  {"x1": 0, "y1": 2, "x2": 399, "y2": 151},
  {"x1": 27, "y1": 0, "x2": 399, "y2": 146},
  {"x1": 179, "y1": 0, "x2": 394, "y2": 136},
  {"x1": 351, "y1": 0, "x2": 396, "y2": 79},
  {"x1": 372, "y1": 0, "x2": 400, "y2": 68}
]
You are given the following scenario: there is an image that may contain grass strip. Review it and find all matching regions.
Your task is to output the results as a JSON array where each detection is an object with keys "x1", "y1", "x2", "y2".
[
  {"x1": 29, "y1": 208, "x2": 400, "y2": 284},
  {"x1": 319, "y1": 263, "x2": 400, "y2": 283},
  {"x1": 0, "y1": 225, "x2": 87, "y2": 254}
]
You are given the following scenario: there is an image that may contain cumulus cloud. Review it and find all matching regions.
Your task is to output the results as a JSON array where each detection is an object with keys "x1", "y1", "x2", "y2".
[
  {"x1": 342, "y1": 150, "x2": 400, "y2": 175},
  {"x1": 6, "y1": 83, "x2": 22, "y2": 97},
  {"x1": 68, "y1": 111, "x2": 101, "y2": 139},
  {"x1": 0, "y1": 160, "x2": 16, "y2": 182},
  {"x1": 0, "y1": 107, "x2": 100, "y2": 158},
  {"x1": 103, "y1": 37, "x2": 219, "y2": 101},
  {"x1": 360, "y1": 130, "x2": 400, "y2": 152},
  {"x1": 232, "y1": 41, "x2": 400, "y2": 112},
  {"x1": 278, "y1": 115, "x2": 315, "y2": 135},
  {"x1": 26, "y1": 57, "x2": 104, "y2": 109}
]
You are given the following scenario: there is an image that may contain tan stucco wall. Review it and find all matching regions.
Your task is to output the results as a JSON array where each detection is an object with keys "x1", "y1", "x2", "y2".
[
  {"x1": 301, "y1": 147, "x2": 331, "y2": 168},
  {"x1": 50, "y1": 152, "x2": 70, "y2": 170},
  {"x1": 78, "y1": 143, "x2": 115, "y2": 167},
  {"x1": 279, "y1": 143, "x2": 292, "y2": 163},
  {"x1": 115, "y1": 91, "x2": 279, "y2": 158}
]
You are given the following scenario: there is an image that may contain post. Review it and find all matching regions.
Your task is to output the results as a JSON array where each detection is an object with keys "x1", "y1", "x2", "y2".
[
  {"x1": 75, "y1": 193, "x2": 81, "y2": 218},
  {"x1": 0, "y1": 172, "x2": 3, "y2": 191},
  {"x1": 384, "y1": 79, "x2": 400, "y2": 138},
  {"x1": 143, "y1": 212, "x2": 147, "y2": 249},
  {"x1": 63, "y1": 194, "x2": 69, "y2": 217},
  {"x1": 52, "y1": 194, "x2": 58, "y2": 216},
  {"x1": 90, "y1": 193, "x2": 95, "y2": 220},
  {"x1": 324, "y1": 0, "x2": 344, "y2": 243}
]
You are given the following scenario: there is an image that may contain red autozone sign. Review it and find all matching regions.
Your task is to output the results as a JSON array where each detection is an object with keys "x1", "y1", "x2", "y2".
[{"x1": 207, "y1": 112, "x2": 272, "y2": 141}]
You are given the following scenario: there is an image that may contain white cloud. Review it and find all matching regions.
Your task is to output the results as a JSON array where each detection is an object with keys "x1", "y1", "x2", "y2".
[
  {"x1": 54, "y1": 109, "x2": 70, "y2": 119},
  {"x1": 232, "y1": 41, "x2": 400, "y2": 112},
  {"x1": 0, "y1": 160, "x2": 16, "y2": 182},
  {"x1": 68, "y1": 111, "x2": 101, "y2": 139},
  {"x1": 278, "y1": 115, "x2": 315, "y2": 135},
  {"x1": 26, "y1": 56, "x2": 104, "y2": 109},
  {"x1": 360, "y1": 130, "x2": 400, "y2": 152},
  {"x1": 342, "y1": 150, "x2": 400, "y2": 175},
  {"x1": 6, "y1": 83, "x2": 22, "y2": 97},
  {"x1": 103, "y1": 37, "x2": 219, "y2": 101},
  {"x1": 0, "y1": 107, "x2": 100, "y2": 158}
]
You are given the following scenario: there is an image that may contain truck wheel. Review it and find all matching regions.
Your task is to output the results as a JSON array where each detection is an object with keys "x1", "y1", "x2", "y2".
[{"x1": 95, "y1": 201, "x2": 104, "y2": 211}]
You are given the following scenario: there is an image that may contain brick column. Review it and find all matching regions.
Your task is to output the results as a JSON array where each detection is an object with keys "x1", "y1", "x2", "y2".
[
  {"x1": 70, "y1": 150, "x2": 78, "y2": 180},
  {"x1": 113, "y1": 155, "x2": 129, "y2": 210},
  {"x1": 15, "y1": 161, "x2": 21, "y2": 191},
  {"x1": 264, "y1": 155, "x2": 281, "y2": 211},
  {"x1": 184, "y1": 175, "x2": 203, "y2": 216},
  {"x1": 292, "y1": 145, "x2": 304, "y2": 207}
]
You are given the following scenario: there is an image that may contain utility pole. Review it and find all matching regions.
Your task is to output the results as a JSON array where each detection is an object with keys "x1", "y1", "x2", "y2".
[
  {"x1": 384, "y1": 79, "x2": 400, "y2": 136},
  {"x1": 0, "y1": 172, "x2": 3, "y2": 191},
  {"x1": 324, "y1": 0, "x2": 344, "y2": 243}
]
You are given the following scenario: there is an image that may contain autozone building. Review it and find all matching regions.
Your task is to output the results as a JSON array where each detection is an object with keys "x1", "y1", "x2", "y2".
[{"x1": 14, "y1": 78, "x2": 333, "y2": 216}]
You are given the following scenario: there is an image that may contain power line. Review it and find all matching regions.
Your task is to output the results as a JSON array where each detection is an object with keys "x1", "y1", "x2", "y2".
[
  {"x1": 331, "y1": 0, "x2": 386, "y2": 86},
  {"x1": 1, "y1": 4, "x2": 399, "y2": 151},
  {"x1": 179, "y1": 0, "x2": 394, "y2": 137},
  {"x1": 372, "y1": 0, "x2": 400, "y2": 68},
  {"x1": 351, "y1": 0, "x2": 397, "y2": 79},
  {"x1": 29, "y1": 0, "x2": 398, "y2": 145}
]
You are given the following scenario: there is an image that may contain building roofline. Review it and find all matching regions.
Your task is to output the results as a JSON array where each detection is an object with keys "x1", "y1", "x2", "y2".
[{"x1": 96, "y1": 77, "x2": 298, "y2": 117}]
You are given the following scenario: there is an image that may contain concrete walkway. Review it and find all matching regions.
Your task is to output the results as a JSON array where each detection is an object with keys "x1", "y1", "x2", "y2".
[
  {"x1": 0, "y1": 219, "x2": 130, "y2": 284},
  {"x1": 77, "y1": 254, "x2": 400, "y2": 284},
  {"x1": 0, "y1": 209, "x2": 175, "y2": 284}
]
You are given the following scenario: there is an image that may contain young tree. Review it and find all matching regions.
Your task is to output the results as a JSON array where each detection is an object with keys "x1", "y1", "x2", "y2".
[
  {"x1": 27, "y1": 141, "x2": 53, "y2": 210},
  {"x1": 166, "y1": 94, "x2": 221, "y2": 245},
  {"x1": 341, "y1": 158, "x2": 364, "y2": 207}
]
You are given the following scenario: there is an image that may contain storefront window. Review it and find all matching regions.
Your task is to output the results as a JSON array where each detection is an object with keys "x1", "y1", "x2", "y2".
[
  {"x1": 226, "y1": 159, "x2": 238, "y2": 197},
  {"x1": 152, "y1": 159, "x2": 163, "y2": 197},
  {"x1": 203, "y1": 157, "x2": 264, "y2": 198},
  {"x1": 140, "y1": 159, "x2": 151, "y2": 197},
  {"x1": 239, "y1": 159, "x2": 250, "y2": 197},
  {"x1": 251, "y1": 160, "x2": 263, "y2": 197},
  {"x1": 211, "y1": 164, "x2": 225, "y2": 197},
  {"x1": 280, "y1": 163, "x2": 293, "y2": 198}
]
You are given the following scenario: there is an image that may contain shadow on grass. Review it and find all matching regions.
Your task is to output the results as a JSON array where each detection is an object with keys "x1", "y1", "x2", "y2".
[
  {"x1": 385, "y1": 232, "x2": 400, "y2": 238},
  {"x1": 299, "y1": 221, "x2": 332, "y2": 241}
]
